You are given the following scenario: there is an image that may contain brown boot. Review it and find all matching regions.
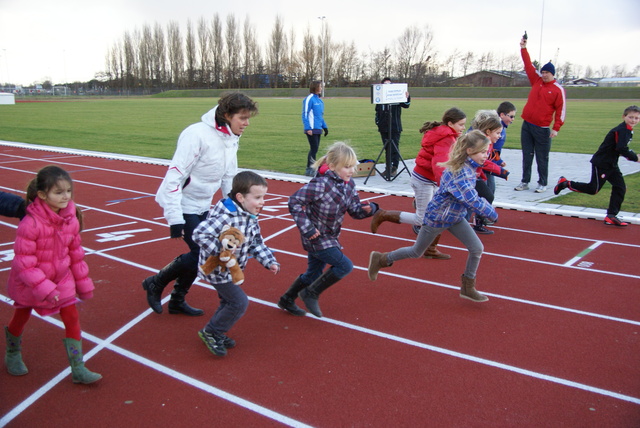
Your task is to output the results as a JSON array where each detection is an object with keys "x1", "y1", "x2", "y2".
[
  {"x1": 370, "y1": 210, "x2": 402, "y2": 234},
  {"x1": 368, "y1": 252, "x2": 393, "y2": 281},
  {"x1": 460, "y1": 275, "x2": 488, "y2": 302},
  {"x1": 423, "y1": 234, "x2": 451, "y2": 260}
]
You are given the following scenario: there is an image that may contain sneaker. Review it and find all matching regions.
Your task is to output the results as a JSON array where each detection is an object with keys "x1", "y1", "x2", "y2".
[
  {"x1": 554, "y1": 176, "x2": 569, "y2": 195},
  {"x1": 534, "y1": 185, "x2": 547, "y2": 193},
  {"x1": 198, "y1": 329, "x2": 227, "y2": 356},
  {"x1": 220, "y1": 333, "x2": 236, "y2": 349},
  {"x1": 412, "y1": 224, "x2": 421, "y2": 235},
  {"x1": 604, "y1": 216, "x2": 628, "y2": 227},
  {"x1": 473, "y1": 224, "x2": 494, "y2": 235},
  {"x1": 514, "y1": 182, "x2": 529, "y2": 191}
]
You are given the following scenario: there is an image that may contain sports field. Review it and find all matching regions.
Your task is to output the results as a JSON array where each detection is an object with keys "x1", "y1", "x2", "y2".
[{"x1": 1, "y1": 145, "x2": 639, "y2": 427}]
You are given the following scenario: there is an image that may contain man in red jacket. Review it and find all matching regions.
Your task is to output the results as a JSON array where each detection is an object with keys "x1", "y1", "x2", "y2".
[{"x1": 514, "y1": 35, "x2": 566, "y2": 193}]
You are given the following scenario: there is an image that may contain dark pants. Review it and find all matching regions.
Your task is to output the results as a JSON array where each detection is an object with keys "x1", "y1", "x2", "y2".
[
  {"x1": 205, "y1": 280, "x2": 249, "y2": 335},
  {"x1": 379, "y1": 131, "x2": 401, "y2": 170},
  {"x1": 306, "y1": 133, "x2": 321, "y2": 168},
  {"x1": 570, "y1": 164, "x2": 626, "y2": 216},
  {"x1": 172, "y1": 212, "x2": 208, "y2": 293},
  {"x1": 520, "y1": 120, "x2": 552, "y2": 186},
  {"x1": 300, "y1": 247, "x2": 353, "y2": 285}
]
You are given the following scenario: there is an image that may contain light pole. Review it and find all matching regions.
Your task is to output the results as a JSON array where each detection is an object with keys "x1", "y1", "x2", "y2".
[{"x1": 317, "y1": 16, "x2": 326, "y2": 97}]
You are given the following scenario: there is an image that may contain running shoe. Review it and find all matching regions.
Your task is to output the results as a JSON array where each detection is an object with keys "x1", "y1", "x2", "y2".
[
  {"x1": 554, "y1": 176, "x2": 569, "y2": 195},
  {"x1": 604, "y1": 216, "x2": 628, "y2": 227},
  {"x1": 514, "y1": 182, "x2": 529, "y2": 191}
]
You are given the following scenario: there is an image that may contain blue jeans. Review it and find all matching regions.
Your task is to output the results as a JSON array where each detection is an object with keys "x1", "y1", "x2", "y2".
[
  {"x1": 520, "y1": 120, "x2": 552, "y2": 186},
  {"x1": 205, "y1": 281, "x2": 249, "y2": 335},
  {"x1": 300, "y1": 247, "x2": 353, "y2": 285}
]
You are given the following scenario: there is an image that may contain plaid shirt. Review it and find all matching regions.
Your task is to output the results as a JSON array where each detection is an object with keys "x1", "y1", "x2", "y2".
[
  {"x1": 192, "y1": 198, "x2": 278, "y2": 285},
  {"x1": 289, "y1": 170, "x2": 375, "y2": 252},
  {"x1": 424, "y1": 158, "x2": 498, "y2": 228}
]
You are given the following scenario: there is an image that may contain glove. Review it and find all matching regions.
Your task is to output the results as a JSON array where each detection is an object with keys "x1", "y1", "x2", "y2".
[
  {"x1": 78, "y1": 291, "x2": 94, "y2": 301},
  {"x1": 170, "y1": 224, "x2": 184, "y2": 239},
  {"x1": 323, "y1": 128, "x2": 328, "y2": 137},
  {"x1": 490, "y1": 168, "x2": 510, "y2": 180}
]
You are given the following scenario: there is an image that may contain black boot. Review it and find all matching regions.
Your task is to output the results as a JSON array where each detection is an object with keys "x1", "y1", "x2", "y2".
[
  {"x1": 168, "y1": 271, "x2": 204, "y2": 316},
  {"x1": 299, "y1": 270, "x2": 341, "y2": 318},
  {"x1": 142, "y1": 256, "x2": 182, "y2": 314},
  {"x1": 278, "y1": 276, "x2": 308, "y2": 316}
]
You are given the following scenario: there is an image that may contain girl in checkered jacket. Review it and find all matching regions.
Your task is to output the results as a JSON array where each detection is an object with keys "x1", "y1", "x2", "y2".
[
  {"x1": 278, "y1": 142, "x2": 379, "y2": 318},
  {"x1": 368, "y1": 131, "x2": 497, "y2": 303}
]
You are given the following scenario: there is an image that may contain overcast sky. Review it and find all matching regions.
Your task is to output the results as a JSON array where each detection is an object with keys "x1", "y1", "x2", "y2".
[{"x1": 1, "y1": 0, "x2": 638, "y2": 86}]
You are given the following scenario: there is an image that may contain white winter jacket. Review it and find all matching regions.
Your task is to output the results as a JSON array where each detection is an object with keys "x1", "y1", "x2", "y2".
[{"x1": 156, "y1": 106, "x2": 240, "y2": 226}]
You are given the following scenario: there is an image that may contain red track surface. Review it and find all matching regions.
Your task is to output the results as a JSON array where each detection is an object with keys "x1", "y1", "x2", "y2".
[{"x1": 0, "y1": 145, "x2": 639, "y2": 427}]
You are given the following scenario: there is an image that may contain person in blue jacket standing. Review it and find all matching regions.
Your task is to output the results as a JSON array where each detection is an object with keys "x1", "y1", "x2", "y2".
[{"x1": 302, "y1": 81, "x2": 328, "y2": 176}]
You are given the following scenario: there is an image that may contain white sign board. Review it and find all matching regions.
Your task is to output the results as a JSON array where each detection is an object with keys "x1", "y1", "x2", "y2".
[
  {"x1": 0, "y1": 93, "x2": 15, "y2": 105},
  {"x1": 371, "y1": 83, "x2": 408, "y2": 105}
]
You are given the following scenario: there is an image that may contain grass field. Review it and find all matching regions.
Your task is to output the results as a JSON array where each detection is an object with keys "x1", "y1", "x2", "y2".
[{"x1": 0, "y1": 96, "x2": 638, "y2": 212}]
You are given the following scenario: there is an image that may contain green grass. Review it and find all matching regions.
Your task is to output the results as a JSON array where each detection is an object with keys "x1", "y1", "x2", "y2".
[{"x1": 0, "y1": 97, "x2": 638, "y2": 212}]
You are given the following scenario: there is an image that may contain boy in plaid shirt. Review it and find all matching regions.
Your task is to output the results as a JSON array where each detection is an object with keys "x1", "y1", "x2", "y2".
[{"x1": 193, "y1": 171, "x2": 279, "y2": 357}]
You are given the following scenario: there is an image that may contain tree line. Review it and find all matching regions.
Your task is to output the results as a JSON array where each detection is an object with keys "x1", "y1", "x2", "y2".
[{"x1": 94, "y1": 14, "x2": 637, "y2": 92}]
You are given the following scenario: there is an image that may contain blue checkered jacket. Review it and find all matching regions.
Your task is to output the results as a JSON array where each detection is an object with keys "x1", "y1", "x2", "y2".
[
  {"x1": 424, "y1": 158, "x2": 498, "y2": 228},
  {"x1": 289, "y1": 170, "x2": 377, "y2": 252},
  {"x1": 193, "y1": 198, "x2": 278, "y2": 285}
]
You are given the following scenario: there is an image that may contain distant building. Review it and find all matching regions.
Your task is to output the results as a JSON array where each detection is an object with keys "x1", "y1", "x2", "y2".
[
  {"x1": 564, "y1": 78, "x2": 599, "y2": 87},
  {"x1": 598, "y1": 77, "x2": 640, "y2": 87},
  {"x1": 446, "y1": 70, "x2": 528, "y2": 87}
]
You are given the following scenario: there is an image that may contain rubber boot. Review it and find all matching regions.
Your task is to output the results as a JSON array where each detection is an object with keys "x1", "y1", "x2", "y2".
[
  {"x1": 460, "y1": 275, "x2": 488, "y2": 302},
  {"x1": 298, "y1": 270, "x2": 341, "y2": 318},
  {"x1": 62, "y1": 338, "x2": 102, "y2": 384},
  {"x1": 423, "y1": 234, "x2": 451, "y2": 260},
  {"x1": 5, "y1": 327, "x2": 28, "y2": 376},
  {"x1": 278, "y1": 276, "x2": 308, "y2": 316},
  {"x1": 142, "y1": 256, "x2": 183, "y2": 314},
  {"x1": 368, "y1": 251, "x2": 393, "y2": 281},
  {"x1": 168, "y1": 270, "x2": 204, "y2": 316},
  {"x1": 370, "y1": 210, "x2": 402, "y2": 234}
]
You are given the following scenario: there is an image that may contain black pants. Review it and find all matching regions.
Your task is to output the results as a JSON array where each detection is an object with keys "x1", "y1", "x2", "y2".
[
  {"x1": 379, "y1": 131, "x2": 401, "y2": 170},
  {"x1": 172, "y1": 212, "x2": 209, "y2": 291},
  {"x1": 570, "y1": 164, "x2": 626, "y2": 216},
  {"x1": 306, "y1": 133, "x2": 321, "y2": 168}
]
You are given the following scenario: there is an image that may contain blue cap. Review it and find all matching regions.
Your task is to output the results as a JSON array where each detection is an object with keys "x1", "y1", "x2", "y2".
[{"x1": 541, "y1": 62, "x2": 555, "y2": 75}]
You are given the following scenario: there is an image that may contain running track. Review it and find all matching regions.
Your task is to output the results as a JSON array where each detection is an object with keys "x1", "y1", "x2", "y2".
[{"x1": 0, "y1": 144, "x2": 639, "y2": 427}]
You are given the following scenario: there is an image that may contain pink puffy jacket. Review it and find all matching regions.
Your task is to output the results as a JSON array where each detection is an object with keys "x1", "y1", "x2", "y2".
[{"x1": 7, "y1": 198, "x2": 94, "y2": 315}]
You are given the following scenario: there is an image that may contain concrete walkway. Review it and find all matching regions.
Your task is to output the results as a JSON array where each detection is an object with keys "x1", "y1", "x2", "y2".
[
  {"x1": 2, "y1": 141, "x2": 639, "y2": 225},
  {"x1": 263, "y1": 148, "x2": 640, "y2": 225}
]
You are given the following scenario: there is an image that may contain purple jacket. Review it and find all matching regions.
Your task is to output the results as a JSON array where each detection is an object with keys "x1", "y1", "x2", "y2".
[
  {"x1": 7, "y1": 198, "x2": 94, "y2": 315},
  {"x1": 289, "y1": 169, "x2": 377, "y2": 252}
]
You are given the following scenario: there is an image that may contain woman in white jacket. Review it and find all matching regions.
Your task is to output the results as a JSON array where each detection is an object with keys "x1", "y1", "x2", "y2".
[{"x1": 143, "y1": 93, "x2": 259, "y2": 316}]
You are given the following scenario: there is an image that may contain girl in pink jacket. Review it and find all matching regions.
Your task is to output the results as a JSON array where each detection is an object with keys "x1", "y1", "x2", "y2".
[{"x1": 4, "y1": 166, "x2": 101, "y2": 384}]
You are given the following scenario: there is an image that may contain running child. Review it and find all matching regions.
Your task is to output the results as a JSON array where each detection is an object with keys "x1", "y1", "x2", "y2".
[
  {"x1": 193, "y1": 171, "x2": 279, "y2": 357},
  {"x1": 554, "y1": 105, "x2": 640, "y2": 226},
  {"x1": 368, "y1": 131, "x2": 497, "y2": 302},
  {"x1": 370, "y1": 107, "x2": 467, "y2": 259},
  {"x1": 278, "y1": 141, "x2": 379, "y2": 317},
  {"x1": 4, "y1": 166, "x2": 101, "y2": 383}
]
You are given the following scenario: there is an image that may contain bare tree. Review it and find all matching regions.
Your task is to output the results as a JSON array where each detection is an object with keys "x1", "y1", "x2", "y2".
[
  {"x1": 445, "y1": 49, "x2": 460, "y2": 78},
  {"x1": 184, "y1": 20, "x2": 197, "y2": 87},
  {"x1": 138, "y1": 24, "x2": 154, "y2": 92},
  {"x1": 475, "y1": 51, "x2": 495, "y2": 72},
  {"x1": 268, "y1": 15, "x2": 287, "y2": 88},
  {"x1": 460, "y1": 51, "x2": 474, "y2": 76},
  {"x1": 122, "y1": 30, "x2": 137, "y2": 91},
  {"x1": 369, "y1": 47, "x2": 393, "y2": 82},
  {"x1": 243, "y1": 16, "x2": 260, "y2": 88},
  {"x1": 197, "y1": 17, "x2": 210, "y2": 87},
  {"x1": 394, "y1": 25, "x2": 433, "y2": 85},
  {"x1": 285, "y1": 26, "x2": 298, "y2": 87},
  {"x1": 152, "y1": 22, "x2": 167, "y2": 89},
  {"x1": 225, "y1": 14, "x2": 240, "y2": 88},
  {"x1": 584, "y1": 65, "x2": 594, "y2": 78},
  {"x1": 167, "y1": 21, "x2": 184, "y2": 88},
  {"x1": 598, "y1": 65, "x2": 610, "y2": 78},
  {"x1": 299, "y1": 25, "x2": 317, "y2": 87},
  {"x1": 210, "y1": 14, "x2": 224, "y2": 88}
]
